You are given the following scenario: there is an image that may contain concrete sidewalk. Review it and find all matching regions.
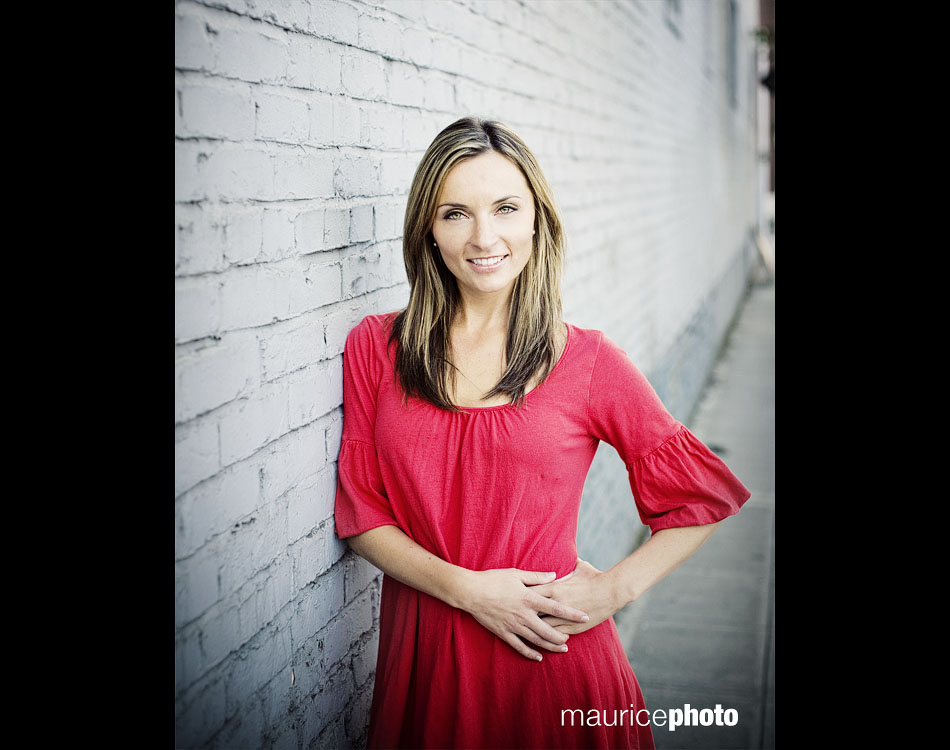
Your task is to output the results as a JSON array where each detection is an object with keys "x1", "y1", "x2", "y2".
[{"x1": 623, "y1": 279, "x2": 775, "y2": 749}]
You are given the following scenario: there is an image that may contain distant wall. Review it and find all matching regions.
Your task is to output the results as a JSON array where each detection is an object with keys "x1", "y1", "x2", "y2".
[{"x1": 175, "y1": 1, "x2": 761, "y2": 747}]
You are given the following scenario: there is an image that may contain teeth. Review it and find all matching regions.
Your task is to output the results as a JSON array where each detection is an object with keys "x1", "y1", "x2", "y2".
[{"x1": 471, "y1": 256, "x2": 504, "y2": 266}]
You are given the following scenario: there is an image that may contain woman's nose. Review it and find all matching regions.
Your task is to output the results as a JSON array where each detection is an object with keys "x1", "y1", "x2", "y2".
[{"x1": 469, "y1": 216, "x2": 499, "y2": 251}]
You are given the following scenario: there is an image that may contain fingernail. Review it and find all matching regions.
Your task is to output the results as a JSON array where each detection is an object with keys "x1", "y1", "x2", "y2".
[
  {"x1": 581, "y1": 615, "x2": 589, "y2": 622},
  {"x1": 560, "y1": 645, "x2": 568, "y2": 652},
  {"x1": 536, "y1": 654, "x2": 543, "y2": 662}
]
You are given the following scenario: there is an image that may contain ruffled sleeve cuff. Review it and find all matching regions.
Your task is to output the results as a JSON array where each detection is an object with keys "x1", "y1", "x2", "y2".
[
  {"x1": 628, "y1": 425, "x2": 751, "y2": 534},
  {"x1": 334, "y1": 438, "x2": 399, "y2": 539}
]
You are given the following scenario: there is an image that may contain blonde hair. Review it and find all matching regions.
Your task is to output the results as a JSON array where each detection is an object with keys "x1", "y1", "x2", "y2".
[{"x1": 390, "y1": 117, "x2": 565, "y2": 410}]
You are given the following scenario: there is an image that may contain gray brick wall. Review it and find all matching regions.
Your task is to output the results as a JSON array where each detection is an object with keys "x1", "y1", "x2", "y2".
[{"x1": 175, "y1": 1, "x2": 762, "y2": 747}]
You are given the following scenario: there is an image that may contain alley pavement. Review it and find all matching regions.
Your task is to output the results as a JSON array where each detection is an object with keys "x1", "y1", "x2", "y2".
[{"x1": 623, "y1": 279, "x2": 775, "y2": 749}]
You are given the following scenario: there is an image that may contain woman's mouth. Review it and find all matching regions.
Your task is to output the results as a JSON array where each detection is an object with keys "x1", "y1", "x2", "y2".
[{"x1": 468, "y1": 255, "x2": 508, "y2": 271}]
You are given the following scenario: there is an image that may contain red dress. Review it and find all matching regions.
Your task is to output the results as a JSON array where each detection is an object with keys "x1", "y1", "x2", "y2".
[{"x1": 334, "y1": 313, "x2": 750, "y2": 749}]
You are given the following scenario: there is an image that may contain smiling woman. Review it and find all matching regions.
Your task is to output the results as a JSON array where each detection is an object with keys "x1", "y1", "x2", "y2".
[{"x1": 333, "y1": 117, "x2": 751, "y2": 749}]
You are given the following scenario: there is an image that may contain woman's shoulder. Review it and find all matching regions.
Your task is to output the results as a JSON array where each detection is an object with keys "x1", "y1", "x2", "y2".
[
  {"x1": 351, "y1": 310, "x2": 399, "y2": 337},
  {"x1": 563, "y1": 321, "x2": 609, "y2": 357},
  {"x1": 562, "y1": 323, "x2": 642, "y2": 371},
  {"x1": 346, "y1": 311, "x2": 400, "y2": 354}
]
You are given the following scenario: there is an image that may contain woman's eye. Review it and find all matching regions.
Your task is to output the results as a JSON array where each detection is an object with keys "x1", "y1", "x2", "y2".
[
  {"x1": 498, "y1": 205, "x2": 516, "y2": 214},
  {"x1": 444, "y1": 211, "x2": 464, "y2": 220}
]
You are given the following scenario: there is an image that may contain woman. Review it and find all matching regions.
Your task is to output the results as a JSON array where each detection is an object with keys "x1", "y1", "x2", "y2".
[{"x1": 334, "y1": 117, "x2": 750, "y2": 749}]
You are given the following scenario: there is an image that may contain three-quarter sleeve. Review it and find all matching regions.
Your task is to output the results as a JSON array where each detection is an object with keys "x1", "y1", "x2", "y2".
[
  {"x1": 587, "y1": 332, "x2": 751, "y2": 534},
  {"x1": 334, "y1": 316, "x2": 399, "y2": 539}
]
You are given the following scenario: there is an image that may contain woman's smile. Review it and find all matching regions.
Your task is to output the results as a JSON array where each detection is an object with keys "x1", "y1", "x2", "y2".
[{"x1": 468, "y1": 254, "x2": 509, "y2": 271}]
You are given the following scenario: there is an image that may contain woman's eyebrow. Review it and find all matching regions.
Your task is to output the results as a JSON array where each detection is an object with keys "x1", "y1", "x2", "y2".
[{"x1": 436, "y1": 195, "x2": 524, "y2": 210}]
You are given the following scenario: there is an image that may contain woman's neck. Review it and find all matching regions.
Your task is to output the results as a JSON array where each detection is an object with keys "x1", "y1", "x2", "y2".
[{"x1": 453, "y1": 288, "x2": 511, "y2": 338}]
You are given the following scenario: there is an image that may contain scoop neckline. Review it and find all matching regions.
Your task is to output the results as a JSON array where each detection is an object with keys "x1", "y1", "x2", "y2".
[{"x1": 454, "y1": 323, "x2": 574, "y2": 414}]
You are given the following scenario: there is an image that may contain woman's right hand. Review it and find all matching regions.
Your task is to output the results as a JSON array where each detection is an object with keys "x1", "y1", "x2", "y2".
[{"x1": 457, "y1": 568, "x2": 590, "y2": 661}]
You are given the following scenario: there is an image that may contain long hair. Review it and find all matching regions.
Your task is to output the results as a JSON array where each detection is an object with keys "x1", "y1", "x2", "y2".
[{"x1": 389, "y1": 116, "x2": 566, "y2": 411}]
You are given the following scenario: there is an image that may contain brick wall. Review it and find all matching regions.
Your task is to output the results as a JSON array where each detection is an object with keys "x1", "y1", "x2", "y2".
[{"x1": 174, "y1": 1, "x2": 761, "y2": 747}]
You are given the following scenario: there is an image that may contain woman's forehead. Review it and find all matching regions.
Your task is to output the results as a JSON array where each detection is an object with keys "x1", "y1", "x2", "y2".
[{"x1": 438, "y1": 151, "x2": 531, "y2": 202}]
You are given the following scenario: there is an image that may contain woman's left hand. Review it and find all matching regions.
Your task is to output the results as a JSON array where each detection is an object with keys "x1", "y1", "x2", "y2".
[{"x1": 530, "y1": 558, "x2": 621, "y2": 635}]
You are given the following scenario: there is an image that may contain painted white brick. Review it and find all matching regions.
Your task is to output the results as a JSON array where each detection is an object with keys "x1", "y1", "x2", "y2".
[
  {"x1": 175, "y1": 275, "x2": 220, "y2": 343},
  {"x1": 341, "y1": 49, "x2": 387, "y2": 100},
  {"x1": 334, "y1": 152, "x2": 381, "y2": 198},
  {"x1": 402, "y1": 26, "x2": 433, "y2": 67},
  {"x1": 342, "y1": 247, "x2": 388, "y2": 299},
  {"x1": 219, "y1": 512, "x2": 290, "y2": 604},
  {"x1": 286, "y1": 32, "x2": 313, "y2": 89},
  {"x1": 421, "y1": 0, "x2": 465, "y2": 34},
  {"x1": 311, "y1": 37, "x2": 345, "y2": 93},
  {"x1": 361, "y1": 103, "x2": 404, "y2": 150},
  {"x1": 175, "y1": 334, "x2": 259, "y2": 424},
  {"x1": 218, "y1": 382, "x2": 290, "y2": 466},
  {"x1": 291, "y1": 524, "x2": 331, "y2": 587},
  {"x1": 321, "y1": 588, "x2": 375, "y2": 670},
  {"x1": 197, "y1": 143, "x2": 276, "y2": 202},
  {"x1": 351, "y1": 626, "x2": 380, "y2": 688},
  {"x1": 225, "y1": 621, "x2": 293, "y2": 714},
  {"x1": 332, "y1": 96, "x2": 361, "y2": 145},
  {"x1": 218, "y1": 263, "x2": 294, "y2": 330},
  {"x1": 175, "y1": 139, "x2": 207, "y2": 203},
  {"x1": 255, "y1": 90, "x2": 310, "y2": 143},
  {"x1": 323, "y1": 206, "x2": 350, "y2": 249},
  {"x1": 287, "y1": 356, "x2": 344, "y2": 429},
  {"x1": 259, "y1": 315, "x2": 324, "y2": 382},
  {"x1": 422, "y1": 75, "x2": 455, "y2": 112},
  {"x1": 286, "y1": 465, "x2": 338, "y2": 542},
  {"x1": 272, "y1": 148, "x2": 334, "y2": 200},
  {"x1": 324, "y1": 408, "x2": 345, "y2": 470},
  {"x1": 323, "y1": 305, "x2": 366, "y2": 359},
  {"x1": 310, "y1": 0, "x2": 359, "y2": 46},
  {"x1": 261, "y1": 208, "x2": 298, "y2": 262},
  {"x1": 357, "y1": 11, "x2": 402, "y2": 59},
  {"x1": 176, "y1": 627, "x2": 203, "y2": 692},
  {"x1": 199, "y1": 603, "x2": 243, "y2": 672},
  {"x1": 344, "y1": 552, "x2": 382, "y2": 604},
  {"x1": 176, "y1": 203, "x2": 226, "y2": 276},
  {"x1": 429, "y1": 34, "x2": 463, "y2": 75},
  {"x1": 176, "y1": 677, "x2": 227, "y2": 748},
  {"x1": 349, "y1": 204, "x2": 374, "y2": 243},
  {"x1": 177, "y1": 543, "x2": 221, "y2": 625},
  {"x1": 373, "y1": 198, "x2": 405, "y2": 241},
  {"x1": 252, "y1": 0, "x2": 309, "y2": 33},
  {"x1": 223, "y1": 207, "x2": 264, "y2": 266},
  {"x1": 179, "y1": 80, "x2": 254, "y2": 140},
  {"x1": 294, "y1": 208, "x2": 326, "y2": 254},
  {"x1": 259, "y1": 420, "x2": 330, "y2": 503},
  {"x1": 378, "y1": 153, "x2": 415, "y2": 195},
  {"x1": 215, "y1": 698, "x2": 265, "y2": 750},
  {"x1": 287, "y1": 259, "x2": 340, "y2": 317},
  {"x1": 237, "y1": 558, "x2": 294, "y2": 645},
  {"x1": 291, "y1": 563, "x2": 345, "y2": 647},
  {"x1": 176, "y1": 458, "x2": 261, "y2": 558},
  {"x1": 175, "y1": 9, "x2": 215, "y2": 72},
  {"x1": 214, "y1": 24, "x2": 288, "y2": 84},
  {"x1": 379, "y1": 0, "x2": 428, "y2": 24},
  {"x1": 308, "y1": 92, "x2": 334, "y2": 145},
  {"x1": 175, "y1": 416, "x2": 220, "y2": 500},
  {"x1": 306, "y1": 666, "x2": 352, "y2": 742}
]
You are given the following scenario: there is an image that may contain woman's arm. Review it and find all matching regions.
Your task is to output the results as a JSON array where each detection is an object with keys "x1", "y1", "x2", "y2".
[
  {"x1": 532, "y1": 522, "x2": 721, "y2": 634},
  {"x1": 347, "y1": 524, "x2": 591, "y2": 661}
]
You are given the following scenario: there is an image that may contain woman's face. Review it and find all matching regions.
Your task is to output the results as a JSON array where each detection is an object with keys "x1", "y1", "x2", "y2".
[{"x1": 430, "y1": 150, "x2": 536, "y2": 301}]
